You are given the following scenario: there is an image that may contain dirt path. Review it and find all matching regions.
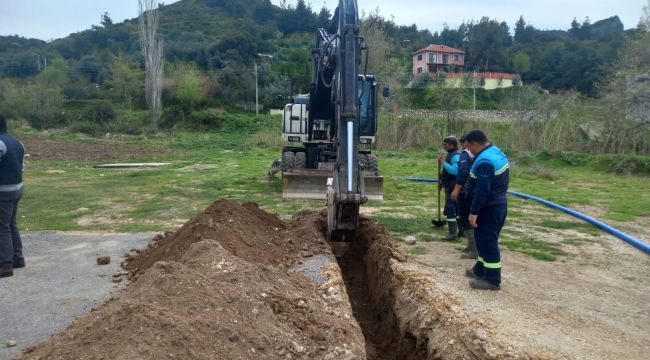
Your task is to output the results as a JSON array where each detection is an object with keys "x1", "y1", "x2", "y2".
[{"x1": 400, "y1": 229, "x2": 650, "y2": 359}]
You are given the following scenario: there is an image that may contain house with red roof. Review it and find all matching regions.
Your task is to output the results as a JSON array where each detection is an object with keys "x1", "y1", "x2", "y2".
[{"x1": 412, "y1": 44, "x2": 465, "y2": 77}]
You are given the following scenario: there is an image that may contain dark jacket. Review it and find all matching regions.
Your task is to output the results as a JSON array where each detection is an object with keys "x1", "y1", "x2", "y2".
[
  {"x1": 439, "y1": 149, "x2": 460, "y2": 187},
  {"x1": 0, "y1": 132, "x2": 24, "y2": 198},
  {"x1": 456, "y1": 149, "x2": 473, "y2": 194}
]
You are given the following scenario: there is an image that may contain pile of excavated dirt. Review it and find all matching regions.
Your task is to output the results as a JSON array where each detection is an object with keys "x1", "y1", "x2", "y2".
[{"x1": 20, "y1": 200, "x2": 365, "y2": 360}]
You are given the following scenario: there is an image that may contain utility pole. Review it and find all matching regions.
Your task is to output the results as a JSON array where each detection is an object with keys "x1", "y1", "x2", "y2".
[
  {"x1": 255, "y1": 60, "x2": 259, "y2": 115},
  {"x1": 472, "y1": 69, "x2": 477, "y2": 111}
]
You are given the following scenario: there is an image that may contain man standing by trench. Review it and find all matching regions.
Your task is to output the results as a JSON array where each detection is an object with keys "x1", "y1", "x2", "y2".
[
  {"x1": 464, "y1": 129, "x2": 509, "y2": 290},
  {"x1": 438, "y1": 136, "x2": 461, "y2": 240},
  {"x1": 0, "y1": 112, "x2": 25, "y2": 278}
]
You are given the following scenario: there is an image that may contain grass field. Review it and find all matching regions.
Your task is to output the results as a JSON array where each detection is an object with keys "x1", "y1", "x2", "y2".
[{"x1": 16, "y1": 115, "x2": 650, "y2": 261}]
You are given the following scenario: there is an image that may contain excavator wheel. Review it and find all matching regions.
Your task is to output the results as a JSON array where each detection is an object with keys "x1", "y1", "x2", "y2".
[
  {"x1": 282, "y1": 151, "x2": 295, "y2": 172},
  {"x1": 367, "y1": 154, "x2": 379, "y2": 172},
  {"x1": 358, "y1": 153, "x2": 368, "y2": 170},
  {"x1": 294, "y1": 152, "x2": 307, "y2": 169}
]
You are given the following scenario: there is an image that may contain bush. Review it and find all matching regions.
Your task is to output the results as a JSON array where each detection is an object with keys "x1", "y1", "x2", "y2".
[
  {"x1": 68, "y1": 121, "x2": 105, "y2": 136},
  {"x1": 83, "y1": 101, "x2": 117, "y2": 125},
  {"x1": 188, "y1": 109, "x2": 226, "y2": 130},
  {"x1": 607, "y1": 156, "x2": 650, "y2": 175}
]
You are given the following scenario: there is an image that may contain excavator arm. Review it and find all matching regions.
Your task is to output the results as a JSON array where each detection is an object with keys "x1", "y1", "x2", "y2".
[{"x1": 324, "y1": 0, "x2": 366, "y2": 241}]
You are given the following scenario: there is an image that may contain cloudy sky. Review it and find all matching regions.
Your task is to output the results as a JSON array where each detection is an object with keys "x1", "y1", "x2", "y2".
[{"x1": 0, "y1": 0, "x2": 646, "y2": 41}]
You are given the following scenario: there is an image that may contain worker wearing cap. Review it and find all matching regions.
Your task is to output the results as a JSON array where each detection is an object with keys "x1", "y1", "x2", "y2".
[
  {"x1": 438, "y1": 136, "x2": 461, "y2": 240},
  {"x1": 0, "y1": 112, "x2": 25, "y2": 278},
  {"x1": 463, "y1": 129, "x2": 509, "y2": 291}
]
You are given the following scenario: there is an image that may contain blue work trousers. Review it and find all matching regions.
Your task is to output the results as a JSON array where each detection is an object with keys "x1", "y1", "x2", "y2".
[
  {"x1": 0, "y1": 189, "x2": 23, "y2": 269},
  {"x1": 443, "y1": 185, "x2": 458, "y2": 219},
  {"x1": 472, "y1": 204, "x2": 507, "y2": 286}
]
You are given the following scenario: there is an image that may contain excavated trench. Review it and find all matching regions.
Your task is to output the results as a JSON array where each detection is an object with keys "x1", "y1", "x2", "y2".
[
  {"x1": 331, "y1": 217, "x2": 501, "y2": 360},
  {"x1": 333, "y1": 225, "x2": 425, "y2": 360}
]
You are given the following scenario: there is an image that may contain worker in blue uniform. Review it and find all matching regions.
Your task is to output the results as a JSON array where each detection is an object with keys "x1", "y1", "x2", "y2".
[
  {"x1": 451, "y1": 135, "x2": 477, "y2": 259},
  {"x1": 438, "y1": 136, "x2": 461, "y2": 240},
  {"x1": 463, "y1": 129, "x2": 509, "y2": 291},
  {"x1": 0, "y1": 112, "x2": 25, "y2": 278}
]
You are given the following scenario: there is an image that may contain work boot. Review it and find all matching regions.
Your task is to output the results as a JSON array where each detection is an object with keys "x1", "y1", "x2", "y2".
[
  {"x1": 441, "y1": 221, "x2": 458, "y2": 241},
  {"x1": 0, "y1": 267, "x2": 13, "y2": 278},
  {"x1": 465, "y1": 268, "x2": 480, "y2": 279},
  {"x1": 13, "y1": 258, "x2": 25, "y2": 269},
  {"x1": 470, "y1": 278, "x2": 500, "y2": 291},
  {"x1": 460, "y1": 229, "x2": 478, "y2": 259}
]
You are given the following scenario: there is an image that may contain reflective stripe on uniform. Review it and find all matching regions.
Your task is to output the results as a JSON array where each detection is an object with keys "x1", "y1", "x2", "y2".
[
  {"x1": 494, "y1": 163, "x2": 509, "y2": 175},
  {"x1": 477, "y1": 256, "x2": 501, "y2": 269},
  {"x1": 483, "y1": 261, "x2": 502, "y2": 269}
]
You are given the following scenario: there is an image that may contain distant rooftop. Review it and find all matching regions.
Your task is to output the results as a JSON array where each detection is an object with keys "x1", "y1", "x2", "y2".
[{"x1": 413, "y1": 44, "x2": 464, "y2": 55}]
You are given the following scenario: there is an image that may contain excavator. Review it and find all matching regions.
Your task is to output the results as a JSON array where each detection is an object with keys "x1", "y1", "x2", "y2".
[{"x1": 273, "y1": 0, "x2": 386, "y2": 241}]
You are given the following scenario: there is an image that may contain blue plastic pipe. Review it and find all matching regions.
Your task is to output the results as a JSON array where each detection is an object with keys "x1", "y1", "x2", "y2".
[{"x1": 400, "y1": 177, "x2": 650, "y2": 255}]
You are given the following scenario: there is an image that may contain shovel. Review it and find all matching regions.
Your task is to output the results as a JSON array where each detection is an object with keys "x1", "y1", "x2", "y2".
[{"x1": 431, "y1": 157, "x2": 447, "y2": 227}]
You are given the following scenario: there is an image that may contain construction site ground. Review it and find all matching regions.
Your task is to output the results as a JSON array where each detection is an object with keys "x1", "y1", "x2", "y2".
[{"x1": 4, "y1": 134, "x2": 649, "y2": 359}]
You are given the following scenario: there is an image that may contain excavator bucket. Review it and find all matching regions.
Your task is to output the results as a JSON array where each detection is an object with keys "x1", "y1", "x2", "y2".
[{"x1": 282, "y1": 169, "x2": 383, "y2": 201}]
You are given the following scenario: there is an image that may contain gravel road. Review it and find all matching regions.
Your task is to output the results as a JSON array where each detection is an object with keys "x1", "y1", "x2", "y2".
[{"x1": 0, "y1": 231, "x2": 154, "y2": 360}]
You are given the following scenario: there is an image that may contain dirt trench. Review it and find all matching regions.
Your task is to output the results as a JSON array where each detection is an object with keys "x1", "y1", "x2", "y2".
[
  {"x1": 337, "y1": 218, "x2": 544, "y2": 360},
  {"x1": 18, "y1": 199, "x2": 540, "y2": 360}
]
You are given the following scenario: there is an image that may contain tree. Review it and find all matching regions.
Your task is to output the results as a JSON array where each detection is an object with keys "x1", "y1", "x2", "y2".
[
  {"x1": 37, "y1": 58, "x2": 69, "y2": 88},
  {"x1": 598, "y1": 10, "x2": 650, "y2": 154},
  {"x1": 74, "y1": 55, "x2": 103, "y2": 83},
  {"x1": 317, "y1": 6, "x2": 331, "y2": 27},
  {"x1": 104, "y1": 54, "x2": 144, "y2": 109},
  {"x1": 101, "y1": 12, "x2": 113, "y2": 27},
  {"x1": 139, "y1": 0, "x2": 164, "y2": 132},
  {"x1": 253, "y1": 0, "x2": 275, "y2": 22},
  {"x1": 168, "y1": 62, "x2": 205, "y2": 115},
  {"x1": 466, "y1": 17, "x2": 512, "y2": 71},
  {"x1": 512, "y1": 52, "x2": 531, "y2": 74},
  {"x1": 514, "y1": 16, "x2": 535, "y2": 44},
  {"x1": 641, "y1": 0, "x2": 650, "y2": 30}
]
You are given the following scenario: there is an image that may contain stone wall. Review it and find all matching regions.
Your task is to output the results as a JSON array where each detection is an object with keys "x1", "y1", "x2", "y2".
[{"x1": 399, "y1": 109, "x2": 545, "y2": 123}]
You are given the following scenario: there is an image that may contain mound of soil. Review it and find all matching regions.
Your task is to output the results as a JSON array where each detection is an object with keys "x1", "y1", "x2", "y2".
[{"x1": 20, "y1": 200, "x2": 365, "y2": 360}]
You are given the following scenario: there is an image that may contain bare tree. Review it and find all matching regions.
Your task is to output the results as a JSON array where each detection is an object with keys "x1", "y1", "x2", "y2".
[{"x1": 138, "y1": 0, "x2": 164, "y2": 132}]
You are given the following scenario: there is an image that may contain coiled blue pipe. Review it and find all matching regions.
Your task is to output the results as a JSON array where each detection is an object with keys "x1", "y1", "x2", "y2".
[{"x1": 401, "y1": 177, "x2": 650, "y2": 255}]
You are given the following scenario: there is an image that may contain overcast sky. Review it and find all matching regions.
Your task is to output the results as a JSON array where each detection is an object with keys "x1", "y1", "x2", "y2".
[{"x1": 0, "y1": 0, "x2": 646, "y2": 41}]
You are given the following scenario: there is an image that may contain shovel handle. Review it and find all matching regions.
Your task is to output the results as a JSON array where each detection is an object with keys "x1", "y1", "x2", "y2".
[{"x1": 437, "y1": 158, "x2": 442, "y2": 221}]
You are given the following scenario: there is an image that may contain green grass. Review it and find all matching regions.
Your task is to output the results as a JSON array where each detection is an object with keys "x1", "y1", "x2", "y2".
[
  {"x1": 14, "y1": 116, "x2": 650, "y2": 262},
  {"x1": 501, "y1": 237, "x2": 568, "y2": 261}
]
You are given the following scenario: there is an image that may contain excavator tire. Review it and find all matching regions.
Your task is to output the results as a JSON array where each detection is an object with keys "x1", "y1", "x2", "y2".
[
  {"x1": 358, "y1": 154, "x2": 368, "y2": 170},
  {"x1": 294, "y1": 152, "x2": 307, "y2": 169},
  {"x1": 367, "y1": 154, "x2": 379, "y2": 172},
  {"x1": 282, "y1": 151, "x2": 295, "y2": 172}
]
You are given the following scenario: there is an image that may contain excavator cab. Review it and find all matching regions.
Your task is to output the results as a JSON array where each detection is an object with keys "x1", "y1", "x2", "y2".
[{"x1": 280, "y1": 75, "x2": 383, "y2": 201}]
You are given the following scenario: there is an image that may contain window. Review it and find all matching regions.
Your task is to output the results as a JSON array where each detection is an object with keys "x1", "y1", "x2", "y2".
[
  {"x1": 429, "y1": 53, "x2": 437, "y2": 63},
  {"x1": 417, "y1": 54, "x2": 422, "y2": 61},
  {"x1": 453, "y1": 54, "x2": 460, "y2": 62},
  {"x1": 417, "y1": 67, "x2": 423, "y2": 74}
]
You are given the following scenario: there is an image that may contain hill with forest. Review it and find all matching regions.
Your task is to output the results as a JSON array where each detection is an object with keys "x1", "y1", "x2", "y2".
[{"x1": 0, "y1": 0, "x2": 645, "y2": 140}]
